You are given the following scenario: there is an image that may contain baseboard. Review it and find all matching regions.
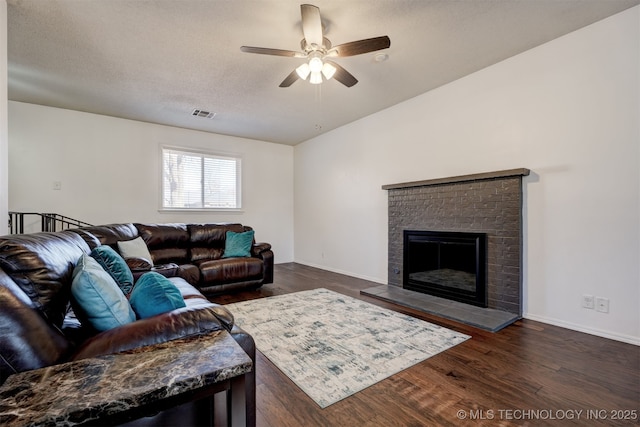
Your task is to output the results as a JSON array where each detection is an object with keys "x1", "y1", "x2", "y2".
[
  {"x1": 293, "y1": 260, "x2": 386, "y2": 285},
  {"x1": 524, "y1": 313, "x2": 640, "y2": 346}
]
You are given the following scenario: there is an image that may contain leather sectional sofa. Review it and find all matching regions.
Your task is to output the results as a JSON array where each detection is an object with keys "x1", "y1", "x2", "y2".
[
  {"x1": 0, "y1": 222, "x2": 273, "y2": 426},
  {"x1": 75, "y1": 222, "x2": 274, "y2": 295}
]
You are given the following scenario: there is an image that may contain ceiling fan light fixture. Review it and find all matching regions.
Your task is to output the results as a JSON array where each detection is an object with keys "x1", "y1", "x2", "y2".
[
  {"x1": 296, "y1": 63, "x2": 311, "y2": 80},
  {"x1": 310, "y1": 71, "x2": 323, "y2": 84},
  {"x1": 308, "y1": 56, "x2": 324, "y2": 73},
  {"x1": 321, "y1": 62, "x2": 336, "y2": 80}
]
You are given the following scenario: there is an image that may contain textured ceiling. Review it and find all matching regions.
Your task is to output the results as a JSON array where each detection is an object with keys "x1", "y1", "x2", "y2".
[{"x1": 7, "y1": 0, "x2": 639, "y2": 145}]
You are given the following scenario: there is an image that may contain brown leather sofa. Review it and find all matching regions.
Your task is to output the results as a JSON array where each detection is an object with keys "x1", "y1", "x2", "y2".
[
  {"x1": 73, "y1": 222, "x2": 274, "y2": 295},
  {"x1": 0, "y1": 222, "x2": 272, "y2": 426}
]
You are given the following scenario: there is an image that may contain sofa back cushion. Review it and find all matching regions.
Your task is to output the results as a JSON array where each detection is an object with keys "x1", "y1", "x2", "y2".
[
  {"x1": 0, "y1": 231, "x2": 90, "y2": 327},
  {"x1": 135, "y1": 223, "x2": 190, "y2": 264},
  {"x1": 189, "y1": 223, "x2": 248, "y2": 262},
  {"x1": 0, "y1": 268, "x2": 71, "y2": 385},
  {"x1": 69, "y1": 223, "x2": 139, "y2": 250}
]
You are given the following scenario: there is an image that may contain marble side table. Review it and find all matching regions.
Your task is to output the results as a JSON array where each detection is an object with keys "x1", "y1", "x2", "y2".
[{"x1": 0, "y1": 330, "x2": 252, "y2": 427}]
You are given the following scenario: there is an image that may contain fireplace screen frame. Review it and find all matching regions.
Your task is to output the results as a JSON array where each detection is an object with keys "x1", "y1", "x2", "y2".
[{"x1": 403, "y1": 230, "x2": 487, "y2": 307}]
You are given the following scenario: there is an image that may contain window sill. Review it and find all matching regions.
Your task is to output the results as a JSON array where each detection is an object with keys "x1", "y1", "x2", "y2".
[{"x1": 158, "y1": 208, "x2": 244, "y2": 214}]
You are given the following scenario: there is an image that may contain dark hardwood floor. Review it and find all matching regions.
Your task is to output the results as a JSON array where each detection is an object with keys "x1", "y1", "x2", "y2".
[{"x1": 210, "y1": 263, "x2": 640, "y2": 427}]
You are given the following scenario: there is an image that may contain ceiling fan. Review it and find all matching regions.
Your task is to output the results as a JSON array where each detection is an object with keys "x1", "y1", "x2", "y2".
[{"x1": 240, "y1": 4, "x2": 390, "y2": 88}]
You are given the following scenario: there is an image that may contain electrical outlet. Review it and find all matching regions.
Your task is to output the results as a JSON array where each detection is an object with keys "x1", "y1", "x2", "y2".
[
  {"x1": 596, "y1": 297, "x2": 609, "y2": 313},
  {"x1": 582, "y1": 294, "x2": 594, "y2": 309}
]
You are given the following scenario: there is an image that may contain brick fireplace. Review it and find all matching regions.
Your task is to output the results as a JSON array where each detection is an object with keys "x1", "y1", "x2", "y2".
[{"x1": 384, "y1": 169, "x2": 529, "y2": 316}]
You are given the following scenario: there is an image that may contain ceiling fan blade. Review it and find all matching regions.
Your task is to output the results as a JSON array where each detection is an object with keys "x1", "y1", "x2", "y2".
[
  {"x1": 325, "y1": 61, "x2": 358, "y2": 87},
  {"x1": 301, "y1": 4, "x2": 323, "y2": 47},
  {"x1": 279, "y1": 70, "x2": 300, "y2": 87},
  {"x1": 327, "y1": 36, "x2": 391, "y2": 57},
  {"x1": 240, "y1": 46, "x2": 305, "y2": 58}
]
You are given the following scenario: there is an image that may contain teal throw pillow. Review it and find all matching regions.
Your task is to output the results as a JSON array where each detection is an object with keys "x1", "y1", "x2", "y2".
[
  {"x1": 71, "y1": 254, "x2": 136, "y2": 332},
  {"x1": 129, "y1": 272, "x2": 186, "y2": 319},
  {"x1": 222, "y1": 230, "x2": 254, "y2": 258},
  {"x1": 90, "y1": 245, "x2": 134, "y2": 295}
]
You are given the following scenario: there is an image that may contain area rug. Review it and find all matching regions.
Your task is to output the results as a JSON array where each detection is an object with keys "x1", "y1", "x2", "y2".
[{"x1": 225, "y1": 288, "x2": 470, "y2": 408}]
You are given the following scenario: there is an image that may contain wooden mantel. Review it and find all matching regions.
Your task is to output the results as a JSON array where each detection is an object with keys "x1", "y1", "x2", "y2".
[{"x1": 382, "y1": 168, "x2": 530, "y2": 190}]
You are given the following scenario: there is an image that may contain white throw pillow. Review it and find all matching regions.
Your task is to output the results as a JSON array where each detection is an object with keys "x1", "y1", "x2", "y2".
[{"x1": 117, "y1": 237, "x2": 153, "y2": 265}]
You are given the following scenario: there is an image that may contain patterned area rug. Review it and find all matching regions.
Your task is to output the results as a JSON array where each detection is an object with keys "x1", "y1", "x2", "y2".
[{"x1": 225, "y1": 288, "x2": 470, "y2": 408}]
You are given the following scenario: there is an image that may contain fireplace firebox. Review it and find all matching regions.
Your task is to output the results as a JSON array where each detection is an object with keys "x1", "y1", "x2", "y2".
[{"x1": 403, "y1": 230, "x2": 487, "y2": 307}]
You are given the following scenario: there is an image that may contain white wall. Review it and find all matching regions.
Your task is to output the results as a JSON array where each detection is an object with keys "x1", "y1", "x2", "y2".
[
  {"x1": 7, "y1": 7, "x2": 638, "y2": 343},
  {"x1": 1, "y1": 1, "x2": 8, "y2": 234},
  {"x1": 8, "y1": 103, "x2": 295, "y2": 263},
  {"x1": 295, "y1": 7, "x2": 640, "y2": 344}
]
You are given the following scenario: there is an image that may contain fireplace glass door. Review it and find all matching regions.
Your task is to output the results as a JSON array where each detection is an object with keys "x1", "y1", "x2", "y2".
[{"x1": 403, "y1": 230, "x2": 487, "y2": 307}]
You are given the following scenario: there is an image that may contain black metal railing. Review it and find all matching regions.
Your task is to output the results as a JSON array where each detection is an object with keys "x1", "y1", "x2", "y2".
[{"x1": 8, "y1": 212, "x2": 93, "y2": 234}]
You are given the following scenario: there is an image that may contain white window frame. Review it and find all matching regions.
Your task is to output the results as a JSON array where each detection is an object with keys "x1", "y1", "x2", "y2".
[{"x1": 160, "y1": 146, "x2": 242, "y2": 212}]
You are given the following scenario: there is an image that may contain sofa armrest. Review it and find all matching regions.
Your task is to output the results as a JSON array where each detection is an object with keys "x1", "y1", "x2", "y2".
[
  {"x1": 251, "y1": 242, "x2": 271, "y2": 257},
  {"x1": 250, "y1": 242, "x2": 273, "y2": 283},
  {"x1": 71, "y1": 305, "x2": 226, "y2": 361},
  {"x1": 255, "y1": 247, "x2": 274, "y2": 285}
]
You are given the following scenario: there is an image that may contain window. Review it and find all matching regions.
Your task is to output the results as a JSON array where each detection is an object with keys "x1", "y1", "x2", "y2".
[{"x1": 162, "y1": 147, "x2": 241, "y2": 210}]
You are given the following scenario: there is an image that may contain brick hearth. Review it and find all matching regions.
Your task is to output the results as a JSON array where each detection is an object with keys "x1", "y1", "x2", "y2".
[{"x1": 383, "y1": 169, "x2": 529, "y2": 315}]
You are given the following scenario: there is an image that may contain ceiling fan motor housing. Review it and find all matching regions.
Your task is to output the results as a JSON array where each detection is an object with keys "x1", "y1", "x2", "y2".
[{"x1": 301, "y1": 37, "x2": 332, "y2": 53}]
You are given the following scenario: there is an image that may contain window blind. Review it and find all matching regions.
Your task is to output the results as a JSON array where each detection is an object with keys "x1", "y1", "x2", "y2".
[{"x1": 162, "y1": 148, "x2": 240, "y2": 209}]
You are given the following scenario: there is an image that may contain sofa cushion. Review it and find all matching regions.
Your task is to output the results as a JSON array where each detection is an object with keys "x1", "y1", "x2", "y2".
[
  {"x1": 222, "y1": 230, "x2": 254, "y2": 258},
  {"x1": 190, "y1": 247, "x2": 224, "y2": 262},
  {"x1": 0, "y1": 231, "x2": 90, "y2": 327},
  {"x1": 135, "y1": 223, "x2": 190, "y2": 264},
  {"x1": 70, "y1": 224, "x2": 139, "y2": 250},
  {"x1": 199, "y1": 257, "x2": 263, "y2": 284},
  {"x1": 71, "y1": 254, "x2": 136, "y2": 332},
  {"x1": 90, "y1": 246, "x2": 134, "y2": 295},
  {"x1": 150, "y1": 247, "x2": 189, "y2": 265},
  {"x1": 188, "y1": 223, "x2": 246, "y2": 262},
  {"x1": 177, "y1": 264, "x2": 201, "y2": 285},
  {"x1": 129, "y1": 272, "x2": 186, "y2": 319}
]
